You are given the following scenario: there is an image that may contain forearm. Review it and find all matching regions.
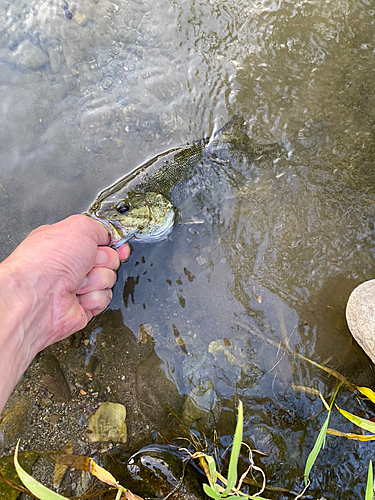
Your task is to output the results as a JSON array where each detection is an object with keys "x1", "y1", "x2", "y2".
[
  {"x1": 0, "y1": 307, "x2": 31, "y2": 414},
  {"x1": 0, "y1": 259, "x2": 48, "y2": 413},
  {"x1": 0, "y1": 215, "x2": 127, "y2": 414}
]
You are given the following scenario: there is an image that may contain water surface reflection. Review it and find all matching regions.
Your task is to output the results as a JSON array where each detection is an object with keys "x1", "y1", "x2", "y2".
[{"x1": 1, "y1": 0, "x2": 375, "y2": 497}]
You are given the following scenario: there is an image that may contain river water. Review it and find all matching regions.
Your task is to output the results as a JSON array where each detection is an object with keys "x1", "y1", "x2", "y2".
[{"x1": 1, "y1": 0, "x2": 375, "y2": 498}]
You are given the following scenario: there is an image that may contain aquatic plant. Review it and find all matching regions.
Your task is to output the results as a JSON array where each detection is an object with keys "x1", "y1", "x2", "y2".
[
  {"x1": 3, "y1": 380, "x2": 375, "y2": 499},
  {"x1": 12, "y1": 440, "x2": 140, "y2": 500},
  {"x1": 190, "y1": 401, "x2": 270, "y2": 500},
  {"x1": 303, "y1": 384, "x2": 341, "y2": 487},
  {"x1": 302, "y1": 383, "x2": 375, "y2": 499}
]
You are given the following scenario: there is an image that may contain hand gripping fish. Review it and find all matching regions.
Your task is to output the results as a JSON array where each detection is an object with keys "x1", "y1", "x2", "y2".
[{"x1": 85, "y1": 115, "x2": 278, "y2": 247}]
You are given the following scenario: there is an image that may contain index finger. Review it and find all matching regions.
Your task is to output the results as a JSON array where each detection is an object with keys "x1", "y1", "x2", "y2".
[
  {"x1": 94, "y1": 247, "x2": 121, "y2": 270},
  {"x1": 70, "y1": 214, "x2": 111, "y2": 246}
]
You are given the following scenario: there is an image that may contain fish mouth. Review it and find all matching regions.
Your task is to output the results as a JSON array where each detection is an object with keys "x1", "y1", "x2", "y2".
[
  {"x1": 84, "y1": 211, "x2": 112, "y2": 233},
  {"x1": 84, "y1": 206, "x2": 177, "y2": 246},
  {"x1": 84, "y1": 212, "x2": 134, "y2": 247}
]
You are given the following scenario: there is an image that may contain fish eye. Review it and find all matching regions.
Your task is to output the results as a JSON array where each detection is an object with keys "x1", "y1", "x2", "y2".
[{"x1": 116, "y1": 201, "x2": 130, "y2": 214}]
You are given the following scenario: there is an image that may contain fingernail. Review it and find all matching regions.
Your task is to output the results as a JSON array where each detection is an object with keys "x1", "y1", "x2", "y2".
[
  {"x1": 95, "y1": 250, "x2": 107, "y2": 265},
  {"x1": 119, "y1": 244, "x2": 132, "y2": 262},
  {"x1": 78, "y1": 277, "x2": 88, "y2": 291}
]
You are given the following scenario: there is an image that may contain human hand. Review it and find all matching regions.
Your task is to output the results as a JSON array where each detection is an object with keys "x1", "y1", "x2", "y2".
[
  {"x1": 0, "y1": 214, "x2": 130, "y2": 355},
  {"x1": 0, "y1": 214, "x2": 130, "y2": 412}
]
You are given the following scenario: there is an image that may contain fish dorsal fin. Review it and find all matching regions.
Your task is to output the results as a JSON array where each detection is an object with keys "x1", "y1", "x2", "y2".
[{"x1": 212, "y1": 114, "x2": 246, "y2": 142}]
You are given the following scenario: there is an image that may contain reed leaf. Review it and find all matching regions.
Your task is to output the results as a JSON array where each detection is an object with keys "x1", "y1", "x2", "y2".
[
  {"x1": 304, "y1": 413, "x2": 330, "y2": 486},
  {"x1": 203, "y1": 483, "x2": 221, "y2": 500},
  {"x1": 326, "y1": 429, "x2": 375, "y2": 441},
  {"x1": 223, "y1": 401, "x2": 243, "y2": 495},
  {"x1": 356, "y1": 386, "x2": 375, "y2": 405},
  {"x1": 365, "y1": 460, "x2": 373, "y2": 500},
  {"x1": 14, "y1": 442, "x2": 67, "y2": 500},
  {"x1": 304, "y1": 385, "x2": 340, "y2": 486},
  {"x1": 336, "y1": 406, "x2": 375, "y2": 435}
]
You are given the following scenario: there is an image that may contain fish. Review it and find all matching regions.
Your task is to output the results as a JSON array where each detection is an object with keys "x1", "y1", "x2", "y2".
[{"x1": 85, "y1": 115, "x2": 278, "y2": 247}]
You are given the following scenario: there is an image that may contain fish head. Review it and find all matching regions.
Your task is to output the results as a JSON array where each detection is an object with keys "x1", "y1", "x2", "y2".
[{"x1": 86, "y1": 191, "x2": 177, "y2": 247}]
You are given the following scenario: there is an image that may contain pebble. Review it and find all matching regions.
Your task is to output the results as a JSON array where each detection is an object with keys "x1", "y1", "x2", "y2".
[
  {"x1": 86, "y1": 401, "x2": 127, "y2": 443},
  {"x1": 40, "y1": 397, "x2": 53, "y2": 407},
  {"x1": 48, "y1": 46, "x2": 64, "y2": 73},
  {"x1": 74, "y1": 12, "x2": 86, "y2": 25},
  {"x1": 48, "y1": 414, "x2": 61, "y2": 424},
  {"x1": 14, "y1": 39, "x2": 48, "y2": 68},
  {"x1": 346, "y1": 279, "x2": 375, "y2": 364}
]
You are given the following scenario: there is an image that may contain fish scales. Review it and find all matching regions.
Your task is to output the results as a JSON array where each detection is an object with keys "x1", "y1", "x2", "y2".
[
  {"x1": 86, "y1": 115, "x2": 279, "y2": 246},
  {"x1": 132, "y1": 140, "x2": 209, "y2": 206}
]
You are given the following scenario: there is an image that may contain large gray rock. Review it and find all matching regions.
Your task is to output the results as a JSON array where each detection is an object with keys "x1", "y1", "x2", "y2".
[{"x1": 346, "y1": 279, "x2": 375, "y2": 363}]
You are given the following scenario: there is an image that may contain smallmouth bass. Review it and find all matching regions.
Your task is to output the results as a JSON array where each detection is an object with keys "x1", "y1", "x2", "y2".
[{"x1": 85, "y1": 116, "x2": 278, "y2": 247}]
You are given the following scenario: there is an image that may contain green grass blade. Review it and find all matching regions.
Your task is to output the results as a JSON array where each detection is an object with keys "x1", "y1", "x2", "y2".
[
  {"x1": 204, "y1": 453, "x2": 218, "y2": 484},
  {"x1": 14, "y1": 441, "x2": 68, "y2": 499},
  {"x1": 203, "y1": 485, "x2": 271, "y2": 500},
  {"x1": 203, "y1": 483, "x2": 221, "y2": 500},
  {"x1": 223, "y1": 400, "x2": 243, "y2": 495},
  {"x1": 304, "y1": 413, "x2": 330, "y2": 486},
  {"x1": 304, "y1": 385, "x2": 340, "y2": 486},
  {"x1": 337, "y1": 406, "x2": 375, "y2": 435},
  {"x1": 365, "y1": 460, "x2": 373, "y2": 500}
]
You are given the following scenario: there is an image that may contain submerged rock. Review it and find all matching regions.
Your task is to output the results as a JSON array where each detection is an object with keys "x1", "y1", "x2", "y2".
[
  {"x1": 135, "y1": 351, "x2": 185, "y2": 425},
  {"x1": 14, "y1": 39, "x2": 48, "y2": 68},
  {"x1": 39, "y1": 353, "x2": 72, "y2": 403},
  {"x1": 183, "y1": 381, "x2": 217, "y2": 424},
  {"x1": 0, "y1": 398, "x2": 30, "y2": 447},
  {"x1": 346, "y1": 279, "x2": 375, "y2": 364},
  {"x1": 86, "y1": 401, "x2": 127, "y2": 443},
  {"x1": 103, "y1": 445, "x2": 204, "y2": 500}
]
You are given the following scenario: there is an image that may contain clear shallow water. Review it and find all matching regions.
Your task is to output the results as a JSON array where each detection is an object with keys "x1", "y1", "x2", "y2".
[{"x1": 1, "y1": 0, "x2": 375, "y2": 497}]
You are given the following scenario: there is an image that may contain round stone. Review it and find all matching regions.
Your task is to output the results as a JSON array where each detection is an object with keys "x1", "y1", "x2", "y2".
[
  {"x1": 14, "y1": 40, "x2": 48, "y2": 68},
  {"x1": 346, "y1": 279, "x2": 375, "y2": 363}
]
